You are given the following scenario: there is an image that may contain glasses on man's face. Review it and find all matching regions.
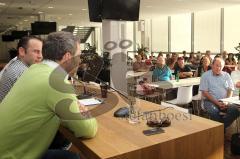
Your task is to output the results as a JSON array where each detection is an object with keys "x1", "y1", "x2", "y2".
[{"x1": 147, "y1": 117, "x2": 171, "y2": 128}]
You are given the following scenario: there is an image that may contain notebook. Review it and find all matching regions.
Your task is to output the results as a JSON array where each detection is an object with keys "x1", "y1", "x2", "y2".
[{"x1": 79, "y1": 98, "x2": 103, "y2": 106}]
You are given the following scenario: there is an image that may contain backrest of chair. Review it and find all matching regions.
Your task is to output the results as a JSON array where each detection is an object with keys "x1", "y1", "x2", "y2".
[{"x1": 176, "y1": 86, "x2": 193, "y2": 104}]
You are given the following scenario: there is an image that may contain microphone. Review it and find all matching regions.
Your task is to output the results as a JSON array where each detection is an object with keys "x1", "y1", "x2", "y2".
[{"x1": 71, "y1": 70, "x2": 135, "y2": 118}]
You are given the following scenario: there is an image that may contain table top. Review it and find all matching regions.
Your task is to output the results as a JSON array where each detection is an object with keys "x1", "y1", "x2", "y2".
[
  {"x1": 149, "y1": 77, "x2": 201, "y2": 89},
  {"x1": 126, "y1": 70, "x2": 148, "y2": 78},
  {"x1": 60, "y1": 88, "x2": 223, "y2": 159},
  {"x1": 220, "y1": 96, "x2": 240, "y2": 105}
]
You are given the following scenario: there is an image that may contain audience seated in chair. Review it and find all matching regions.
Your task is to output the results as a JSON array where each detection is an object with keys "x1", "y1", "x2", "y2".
[
  {"x1": 174, "y1": 57, "x2": 193, "y2": 79},
  {"x1": 132, "y1": 55, "x2": 149, "y2": 72},
  {"x1": 152, "y1": 56, "x2": 172, "y2": 81},
  {"x1": 199, "y1": 57, "x2": 239, "y2": 130}
]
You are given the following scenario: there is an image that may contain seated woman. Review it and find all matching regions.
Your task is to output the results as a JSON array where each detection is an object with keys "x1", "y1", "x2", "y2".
[
  {"x1": 194, "y1": 56, "x2": 211, "y2": 77},
  {"x1": 224, "y1": 53, "x2": 237, "y2": 74},
  {"x1": 132, "y1": 54, "x2": 149, "y2": 72},
  {"x1": 153, "y1": 56, "x2": 172, "y2": 81}
]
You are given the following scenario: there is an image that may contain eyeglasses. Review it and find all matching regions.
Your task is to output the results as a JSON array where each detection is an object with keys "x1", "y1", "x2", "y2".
[{"x1": 146, "y1": 117, "x2": 171, "y2": 128}]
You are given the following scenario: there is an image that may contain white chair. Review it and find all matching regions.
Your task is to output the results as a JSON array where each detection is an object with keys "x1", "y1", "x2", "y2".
[
  {"x1": 161, "y1": 101, "x2": 189, "y2": 113},
  {"x1": 165, "y1": 86, "x2": 193, "y2": 111},
  {"x1": 192, "y1": 91, "x2": 202, "y2": 116}
]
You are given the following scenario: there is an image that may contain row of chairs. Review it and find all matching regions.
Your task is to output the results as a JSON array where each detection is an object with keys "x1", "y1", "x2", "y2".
[{"x1": 128, "y1": 84, "x2": 206, "y2": 116}]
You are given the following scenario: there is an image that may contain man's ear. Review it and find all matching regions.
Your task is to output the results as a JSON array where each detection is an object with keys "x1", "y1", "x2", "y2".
[{"x1": 18, "y1": 47, "x2": 26, "y2": 58}]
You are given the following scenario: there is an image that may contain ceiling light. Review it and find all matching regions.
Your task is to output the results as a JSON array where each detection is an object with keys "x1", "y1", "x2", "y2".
[
  {"x1": 68, "y1": 13, "x2": 72, "y2": 16},
  {"x1": 81, "y1": 8, "x2": 87, "y2": 11},
  {"x1": 23, "y1": 19, "x2": 28, "y2": 22},
  {"x1": 0, "y1": 2, "x2": 6, "y2": 6},
  {"x1": 48, "y1": 6, "x2": 54, "y2": 9},
  {"x1": 38, "y1": 11, "x2": 44, "y2": 14}
]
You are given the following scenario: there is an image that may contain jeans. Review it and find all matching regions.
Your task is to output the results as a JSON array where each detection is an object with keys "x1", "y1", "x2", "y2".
[
  {"x1": 42, "y1": 150, "x2": 80, "y2": 159},
  {"x1": 204, "y1": 100, "x2": 240, "y2": 129}
]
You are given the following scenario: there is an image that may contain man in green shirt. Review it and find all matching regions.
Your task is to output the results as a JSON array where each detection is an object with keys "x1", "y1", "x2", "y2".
[{"x1": 0, "y1": 32, "x2": 97, "y2": 159}]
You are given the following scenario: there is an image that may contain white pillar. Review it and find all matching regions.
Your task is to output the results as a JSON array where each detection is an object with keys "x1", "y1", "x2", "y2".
[{"x1": 102, "y1": 20, "x2": 128, "y2": 93}]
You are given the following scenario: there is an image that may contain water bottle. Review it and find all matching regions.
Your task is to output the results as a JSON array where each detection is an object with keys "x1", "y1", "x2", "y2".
[{"x1": 175, "y1": 71, "x2": 179, "y2": 82}]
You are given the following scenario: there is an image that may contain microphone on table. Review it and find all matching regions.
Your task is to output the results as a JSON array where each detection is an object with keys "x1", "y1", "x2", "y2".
[
  {"x1": 71, "y1": 70, "x2": 135, "y2": 118},
  {"x1": 72, "y1": 69, "x2": 174, "y2": 119}
]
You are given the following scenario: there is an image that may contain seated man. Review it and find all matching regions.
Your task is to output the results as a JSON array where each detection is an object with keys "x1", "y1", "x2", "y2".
[
  {"x1": 153, "y1": 56, "x2": 172, "y2": 81},
  {"x1": 0, "y1": 36, "x2": 43, "y2": 102},
  {"x1": 199, "y1": 57, "x2": 239, "y2": 130},
  {"x1": 174, "y1": 57, "x2": 193, "y2": 79},
  {"x1": 231, "y1": 61, "x2": 240, "y2": 95},
  {"x1": 133, "y1": 54, "x2": 149, "y2": 72},
  {"x1": 0, "y1": 32, "x2": 97, "y2": 159}
]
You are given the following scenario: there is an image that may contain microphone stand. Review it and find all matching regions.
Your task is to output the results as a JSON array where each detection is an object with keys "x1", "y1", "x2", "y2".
[{"x1": 71, "y1": 71, "x2": 135, "y2": 118}]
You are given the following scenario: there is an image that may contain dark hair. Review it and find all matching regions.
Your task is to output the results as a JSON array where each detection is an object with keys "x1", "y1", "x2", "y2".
[
  {"x1": 42, "y1": 31, "x2": 80, "y2": 61},
  {"x1": 177, "y1": 57, "x2": 184, "y2": 61},
  {"x1": 227, "y1": 53, "x2": 235, "y2": 61},
  {"x1": 17, "y1": 35, "x2": 42, "y2": 51}
]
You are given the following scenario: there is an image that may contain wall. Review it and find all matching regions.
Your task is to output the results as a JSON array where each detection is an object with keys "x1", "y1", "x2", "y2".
[{"x1": 140, "y1": 4, "x2": 240, "y2": 54}]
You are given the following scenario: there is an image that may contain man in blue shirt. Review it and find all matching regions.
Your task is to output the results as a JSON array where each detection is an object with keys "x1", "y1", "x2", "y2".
[
  {"x1": 199, "y1": 57, "x2": 239, "y2": 129},
  {"x1": 153, "y1": 56, "x2": 172, "y2": 81}
]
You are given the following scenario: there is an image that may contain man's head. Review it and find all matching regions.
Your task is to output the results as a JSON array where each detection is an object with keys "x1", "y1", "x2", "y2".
[
  {"x1": 42, "y1": 31, "x2": 81, "y2": 75},
  {"x1": 156, "y1": 55, "x2": 165, "y2": 67},
  {"x1": 222, "y1": 51, "x2": 227, "y2": 57},
  {"x1": 17, "y1": 36, "x2": 43, "y2": 66},
  {"x1": 182, "y1": 51, "x2": 186, "y2": 56},
  {"x1": 177, "y1": 57, "x2": 185, "y2": 68},
  {"x1": 212, "y1": 57, "x2": 225, "y2": 75},
  {"x1": 205, "y1": 50, "x2": 211, "y2": 57}
]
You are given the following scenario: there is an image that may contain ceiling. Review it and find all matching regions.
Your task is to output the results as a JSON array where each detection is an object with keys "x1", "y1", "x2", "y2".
[{"x1": 0, "y1": 0, "x2": 240, "y2": 33}]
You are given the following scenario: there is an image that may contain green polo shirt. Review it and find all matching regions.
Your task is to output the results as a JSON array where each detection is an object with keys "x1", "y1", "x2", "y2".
[{"x1": 0, "y1": 63, "x2": 97, "y2": 159}]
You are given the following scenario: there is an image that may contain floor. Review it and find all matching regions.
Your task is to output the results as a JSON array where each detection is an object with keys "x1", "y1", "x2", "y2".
[{"x1": 225, "y1": 123, "x2": 240, "y2": 159}]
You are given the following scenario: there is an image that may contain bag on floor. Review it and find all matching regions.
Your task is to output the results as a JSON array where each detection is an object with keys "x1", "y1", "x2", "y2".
[{"x1": 231, "y1": 133, "x2": 240, "y2": 155}]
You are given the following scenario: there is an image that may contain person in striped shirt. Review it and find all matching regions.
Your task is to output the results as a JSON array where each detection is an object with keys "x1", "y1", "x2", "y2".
[{"x1": 0, "y1": 36, "x2": 43, "y2": 102}]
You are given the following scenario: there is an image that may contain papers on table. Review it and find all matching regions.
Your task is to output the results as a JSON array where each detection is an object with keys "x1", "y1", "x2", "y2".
[
  {"x1": 220, "y1": 96, "x2": 240, "y2": 105},
  {"x1": 79, "y1": 98, "x2": 103, "y2": 106}
]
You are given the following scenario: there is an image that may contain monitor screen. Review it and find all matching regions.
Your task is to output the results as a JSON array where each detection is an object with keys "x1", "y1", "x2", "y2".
[
  {"x1": 11, "y1": 31, "x2": 29, "y2": 39},
  {"x1": 31, "y1": 21, "x2": 57, "y2": 35},
  {"x1": 2, "y1": 35, "x2": 14, "y2": 42},
  {"x1": 88, "y1": 0, "x2": 102, "y2": 22},
  {"x1": 102, "y1": 0, "x2": 140, "y2": 21}
]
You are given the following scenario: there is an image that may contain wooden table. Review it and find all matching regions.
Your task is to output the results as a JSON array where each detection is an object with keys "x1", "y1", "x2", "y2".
[
  {"x1": 60, "y1": 90, "x2": 223, "y2": 159},
  {"x1": 149, "y1": 77, "x2": 201, "y2": 89}
]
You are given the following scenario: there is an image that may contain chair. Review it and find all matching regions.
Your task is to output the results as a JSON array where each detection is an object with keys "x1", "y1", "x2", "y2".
[
  {"x1": 165, "y1": 86, "x2": 193, "y2": 111},
  {"x1": 192, "y1": 92, "x2": 202, "y2": 116},
  {"x1": 161, "y1": 101, "x2": 189, "y2": 113}
]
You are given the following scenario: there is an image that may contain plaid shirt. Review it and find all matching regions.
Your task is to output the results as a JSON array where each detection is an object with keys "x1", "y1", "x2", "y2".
[{"x1": 0, "y1": 59, "x2": 28, "y2": 102}]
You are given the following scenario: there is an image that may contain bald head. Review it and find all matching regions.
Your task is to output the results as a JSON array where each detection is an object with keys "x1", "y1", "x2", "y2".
[
  {"x1": 212, "y1": 57, "x2": 224, "y2": 75},
  {"x1": 156, "y1": 55, "x2": 165, "y2": 67}
]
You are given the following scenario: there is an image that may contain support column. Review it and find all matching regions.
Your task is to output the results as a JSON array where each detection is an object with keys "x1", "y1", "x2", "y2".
[
  {"x1": 168, "y1": 16, "x2": 171, "y2": 52},
  {"x1": 102, "y1": 20, "x2": 128, "y2": 93},
  {"x1": 191, "y1": 13, "x2": 195, "y2": 53},
  {"x1": 220, "y1": 8, "x2": 224, "y2": 53}
]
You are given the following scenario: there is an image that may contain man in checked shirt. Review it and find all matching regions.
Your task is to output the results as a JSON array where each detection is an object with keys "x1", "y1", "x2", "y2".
[{"x1": 0, "y1": 36, "x2": 43, "y2": 102}]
